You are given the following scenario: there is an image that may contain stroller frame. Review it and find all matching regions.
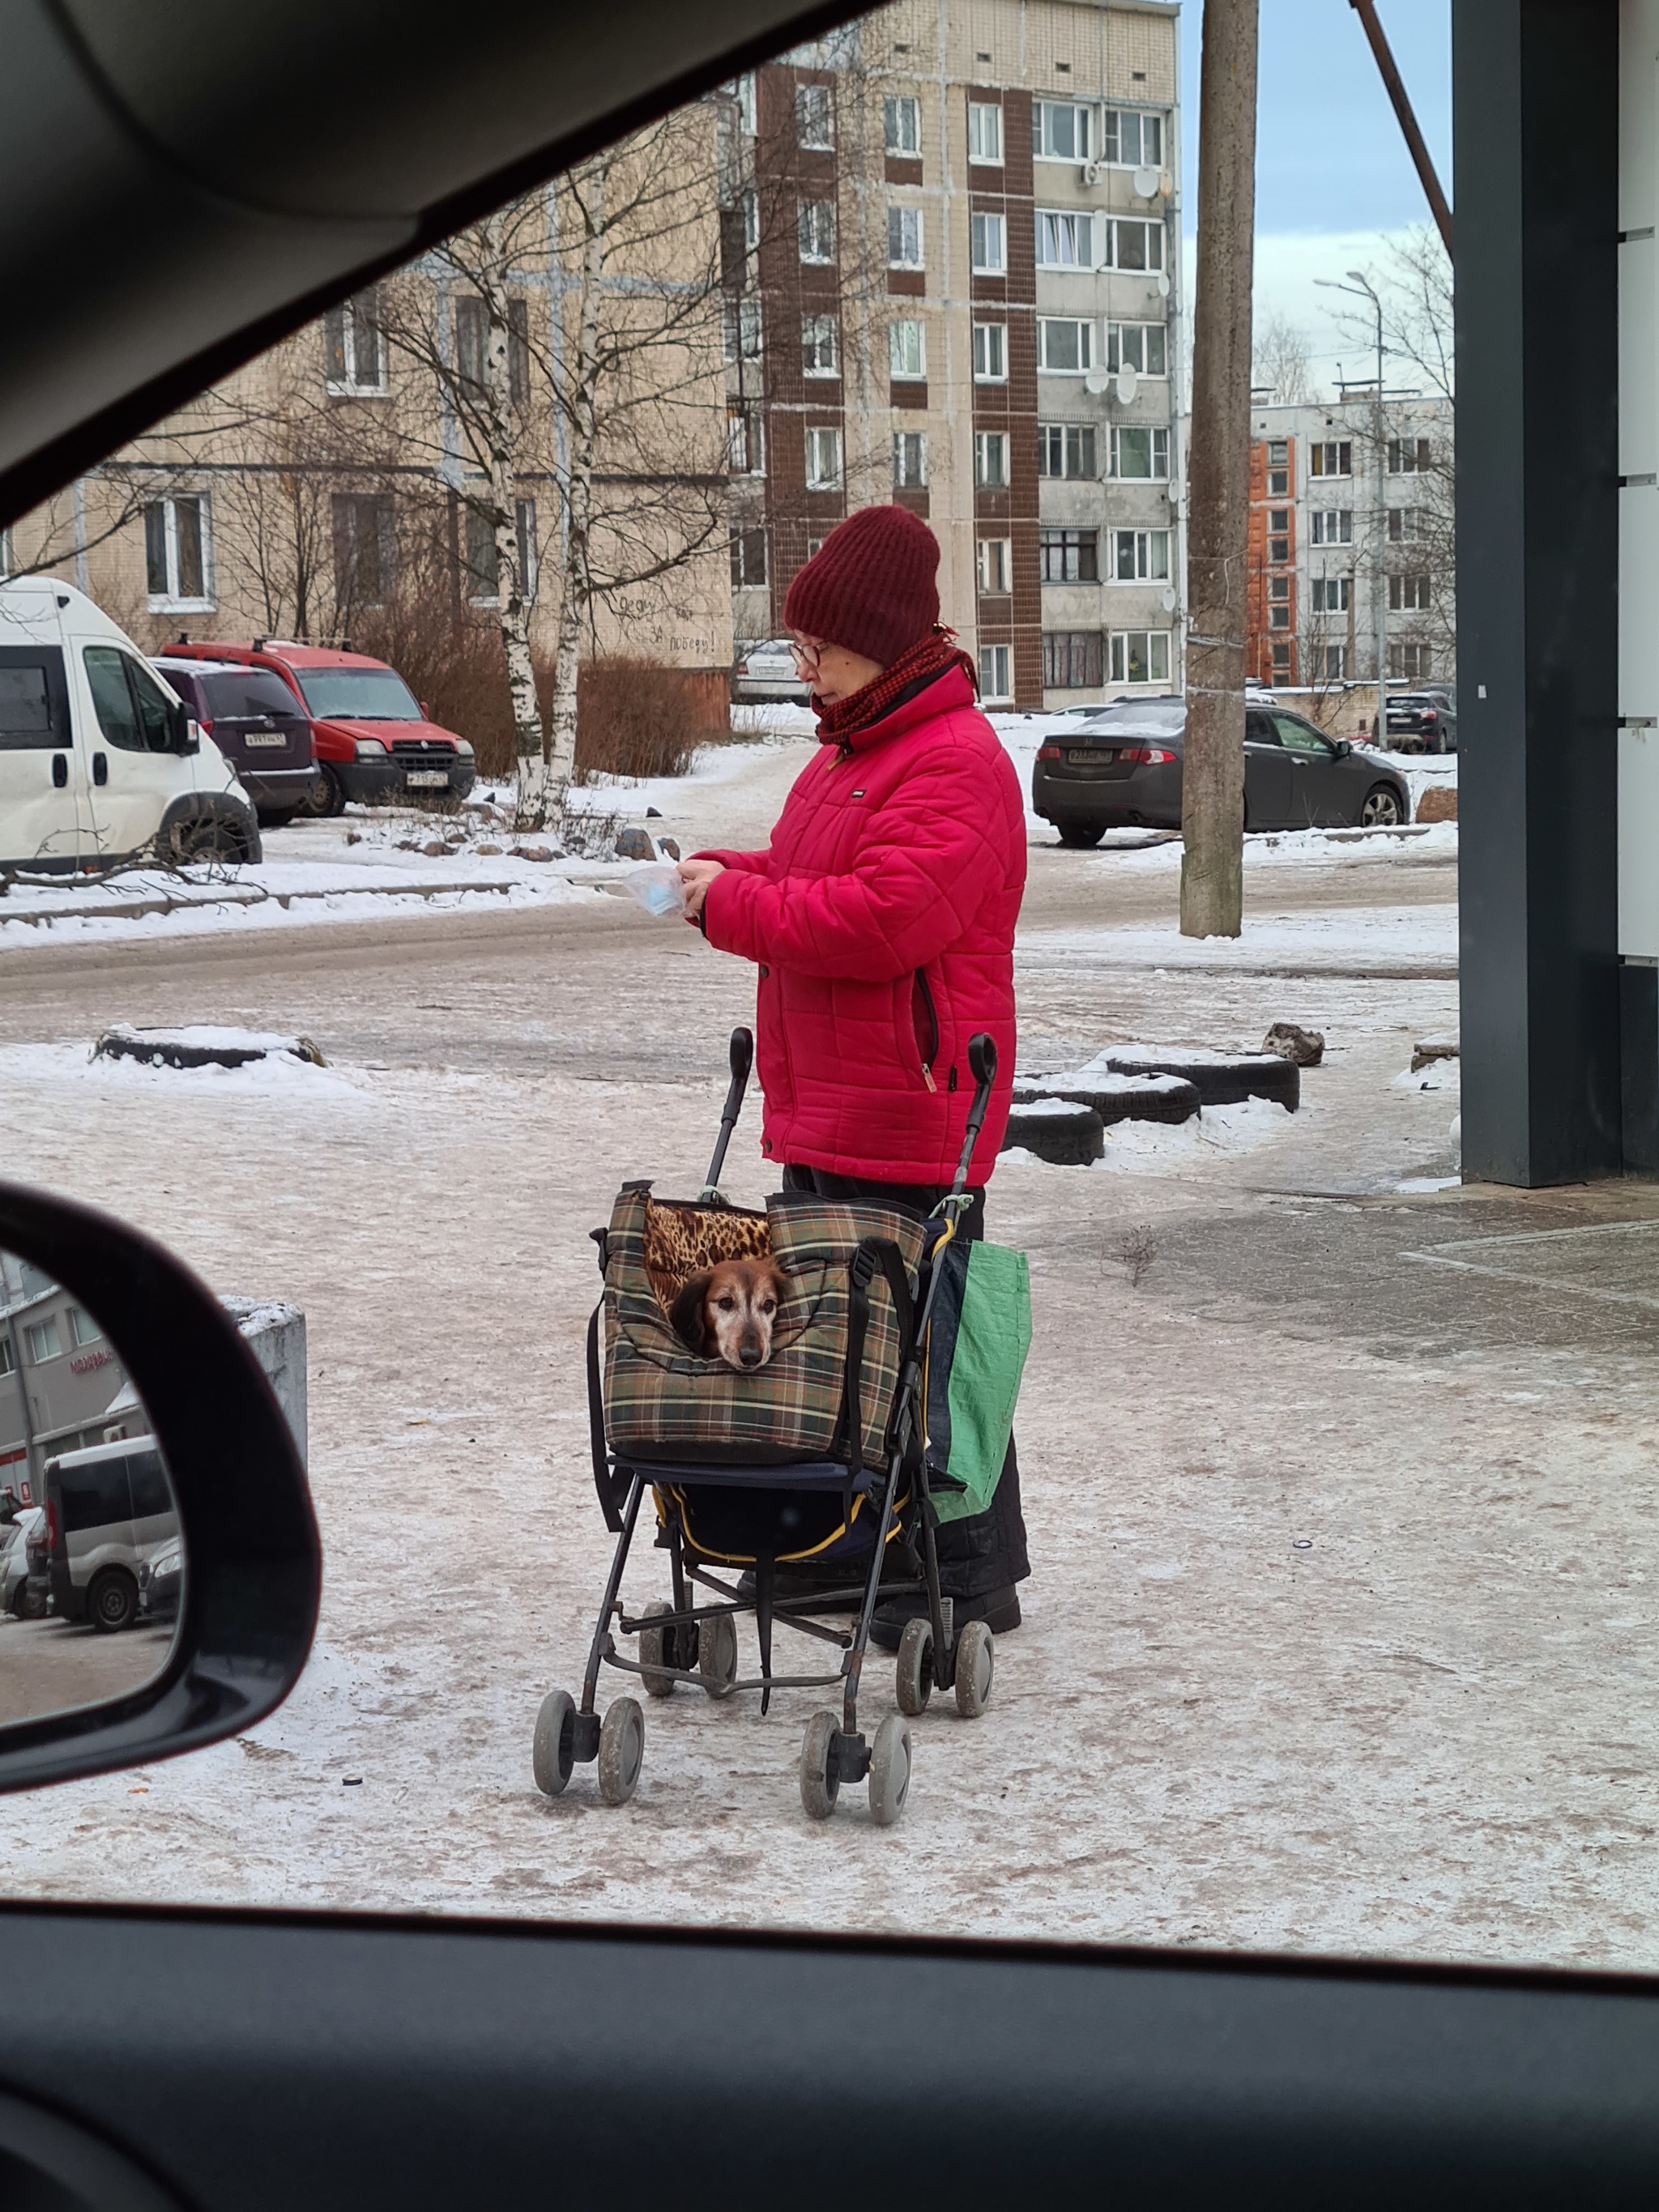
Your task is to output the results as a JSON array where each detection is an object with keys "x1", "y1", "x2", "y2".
[{"x1": 533, "y1": 1027, "x2": 1001, "y2": 1826}]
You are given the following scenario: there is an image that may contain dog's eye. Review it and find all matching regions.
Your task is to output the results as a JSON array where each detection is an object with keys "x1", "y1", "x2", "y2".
[
  {"x1": 715, "y1": 1296, "x2": 736, "y2": 1311},
  {"x1": 760, "y1": 1299, "x2": 777, "y2": 1315}
]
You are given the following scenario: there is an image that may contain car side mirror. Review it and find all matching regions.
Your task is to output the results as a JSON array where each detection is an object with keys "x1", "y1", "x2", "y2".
[
  {"x1": 0, "y1": 1180, "x2": 318, "y2": 1794},
  {"x1": 1333, "y1": 739, "x2": 1352, "y2": 758},
  {"x1": 420, "y1": 701, "x2": 430, "y2": 718},
  {"x1": 170, "y1": 700, "x2": 200, "y2": 755}
]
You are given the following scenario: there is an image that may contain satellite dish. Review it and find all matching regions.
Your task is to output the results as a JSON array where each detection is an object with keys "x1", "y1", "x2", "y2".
[
  {"x1": 1133, "y1": 164, "x2": 1158, "y2": 199},
  {"x1": 1161, "y1": 587, "x2": 1178, "y2": 613},
  {"x1": 1083, "y1": 369, "x2": 1111, "y2": 395},
  {"x1": 1115, "y1": 364, "x2": 1139, "y2": 406},
  {"x1": 1156, "y1": 270, "x2": 1171, "y2": 299}
]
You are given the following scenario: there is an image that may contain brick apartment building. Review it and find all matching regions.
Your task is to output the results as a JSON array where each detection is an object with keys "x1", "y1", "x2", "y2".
[{"x1": 724, "y1": 0, "x2": 1182, "y2": 710}]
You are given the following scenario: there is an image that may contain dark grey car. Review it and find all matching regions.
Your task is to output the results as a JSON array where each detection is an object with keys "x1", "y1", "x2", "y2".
[
  {"x1": 1031, "y1": 699, "x2": 1414, "y2": 848},
  {"x1": 1382, "y1": 688, "x2": 1457, "y2": 753}
]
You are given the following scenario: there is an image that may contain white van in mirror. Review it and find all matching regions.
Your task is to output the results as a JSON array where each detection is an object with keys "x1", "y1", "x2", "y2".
[{"x1": 0, "y1": 579, "x2": 261, "y2": 872}]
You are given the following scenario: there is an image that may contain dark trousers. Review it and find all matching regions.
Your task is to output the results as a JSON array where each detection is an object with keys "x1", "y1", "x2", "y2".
[{"x1": 782, "y1": 1164, "x2": 1030, "y2": 1597}]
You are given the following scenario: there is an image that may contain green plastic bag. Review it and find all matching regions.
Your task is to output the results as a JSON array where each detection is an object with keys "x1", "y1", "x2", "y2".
[{"x1": 924, "y1": 1238, "x2": 1031, "y2": 1524}]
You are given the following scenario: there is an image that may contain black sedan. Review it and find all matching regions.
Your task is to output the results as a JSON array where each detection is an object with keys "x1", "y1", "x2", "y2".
[{"x1": 1032, "y1": 699, "x2": 1414, "y2": 848}]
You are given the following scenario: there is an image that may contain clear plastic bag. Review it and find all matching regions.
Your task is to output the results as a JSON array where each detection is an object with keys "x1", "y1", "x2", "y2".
[{"x1": 627, "y1": 862, "x2": 687, "y2": 918}]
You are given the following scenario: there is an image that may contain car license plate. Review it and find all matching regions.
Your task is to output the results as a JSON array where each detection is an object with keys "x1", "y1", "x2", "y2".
[
  {"x1": 1387, "y1": 717, "x2": 1413, "y2": 729},
  {"x1": 1067, "y1": 747, "x2": 1111, "y2": 766},
  {"x1": 404, "y1": 769, "x2": 450, "y2": 787},
  {"x1": 242, "y1": 731, "x2": 287, "y2": 748}
]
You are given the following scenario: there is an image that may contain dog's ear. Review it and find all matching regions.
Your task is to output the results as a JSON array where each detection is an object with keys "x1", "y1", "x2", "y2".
[{"x1": 669, "y1": 1272, "x2": 714, "y2": 1355}]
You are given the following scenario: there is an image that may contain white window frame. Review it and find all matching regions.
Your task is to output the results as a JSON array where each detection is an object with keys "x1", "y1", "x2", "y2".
[
  {"x1": 24, "y1": 1318, "x2": 60, "y2": 1365},
  {"x1": 1320, "y1": 644, "x2": 1349, "y2": 679},
  {"x1": 1388, "y1": 505, "x2": 1427, "y2": 543},
  {"x1": 887, "y1": 205, "x2": 924, "y2": 269},
  {"x1": 978, "y1": 642, "x2": 1013, "y2": 703},
  {"x1": 735, "y1": 73, "x2": 757, "y2": 134},
  {"x1": 970, "y1": 211, "x2": 1007, "y2": 275},
  {"x1": 967, "y1": 102, "x2": 1004, "y2": 164},
  {"x1": 1107, "y1": 527, "x2": 1171, "y2": 582},
  {"x1": 324, "y1": 290, "x2": 388, "y2": 395},
  {"x1": 884, "y1": 94, "x2": 920, "y2": 155},
  {"x1": 1101, "y1": 109, "x2": 1164, "y2": 168},
  {"x1": 892, "y1": 431, "x2": 928, "y2": 489},
  {"x1": 1311, "y1": 575, "x2": 1351, "y2": 614},
  {"x1": 1388, "y1": 436, "x2": 1433, "y2": 475},
  {"x1": 796, "y1": 83, "x2": 834, "y2": 150},
  {"x1": 1108, "y1": 424, "x2": 1169, "y2": 480},
  {"x1": 798, "y1": 198, "x2": 836, "y2": 264},
  {"x1": 144, "y1": 492, "x2": 214, "y2": 612},
  {"x1": 801, "y1": 313, "x2": 838, "y2": 377},
  {"x1": 1102, "y1": 216, "x2": 1164, "y2": 273},
  {"x1": 1035, "y1": 208, "x2": 1095, "y2": 270},
  {"x1": 974, "y1": 431, "x2": 1010, "y2": 489},
  {"x1": 724, "y1": 296, "x2": 762, "y2": 362},
  {"x1": 463, "y1": 497, "x2": 539, "y2": 607},
  {"x1": 1032, "y1": 100, "x2": 1094, "y2": 161},
  {"x1": 1038, "y1": 318, "x2": 1094, "y2": 374},
  {"x1": 1108, "y1": 630, "x2": 1172, "y2": 686},
  {"x1": 1105, "y1": 321, "x2": 1167, "y2": 377},
  {"x1": 972, "y1": 322, "x2": 1008, "y2": 382},
  {"x1": 1310, "y1": 441, "x2": 1353, "y2": 479},
  {"x1": 1038, "y1": 423, "x2": 1098, "y2": 479},
  {"x1": 1388, "y1": 573, "x2": 1433, "y2": 612},
  {"x1": 1388, "y1": 641, "x2": 1435, "y2": 680},
  {"x1": 731, "y1": 525, "x2": 768, "y2": 589},
  {"x1": 889, "y1": 318, "x2": 926, "y2": 379},
  {"x1": 727, "y1": 406, "x2": 765, "y2": 475},
  {"x1": 977, "y1": 537, "x2": 1013, "y2": 594},
  {"x1": 805, "y1": 427, "x2": 844, "y2": 492},
  {"x1": 1310, "y1": 509, "x2": 1353, "y2": 546}
]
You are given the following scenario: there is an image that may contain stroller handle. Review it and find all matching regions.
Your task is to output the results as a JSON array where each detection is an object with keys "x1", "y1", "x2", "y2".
[
  {"x1": 945, "y1": 1031, "x2": 999, "y2": 1202},
  {"x1": 700, "y1": 1026, "x2": 754, "y2": 1197}
]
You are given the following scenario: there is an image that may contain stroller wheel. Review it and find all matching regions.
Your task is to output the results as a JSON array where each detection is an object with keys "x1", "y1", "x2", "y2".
[
  {"x1": 699, "y1": 1612, "x2": 739, "y2": 1699},
  {"x1": 954, "y1": 1620, "x2": 995, "y2": 1720},
  {"x1": 598, "y1": 1697, "x2": 645, "y2": 1805},
  {"x1": 532, "y1": 1689, "x2": 577, "y2": 1798},
  {"x1": 895, "y1": 1616, "x2": 934, "y2": 1716},
  {"x1": 868, "y1": 1713, "x2": 913, "y2": 1828},
  {"x1": 638, "y1": 1602, "x2": 677, "y2": 1698},
  {"x1": 800, "y1": 1710, "x2": 840, "y2": 1819}
]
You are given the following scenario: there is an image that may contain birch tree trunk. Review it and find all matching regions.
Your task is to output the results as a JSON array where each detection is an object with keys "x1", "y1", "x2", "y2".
[
  {"x1": 1180, "y1": 0, "x2": 1258, "y2": 940},
  {"x1": 547, "y1": 168, "x2": 606, "y2": 811}
]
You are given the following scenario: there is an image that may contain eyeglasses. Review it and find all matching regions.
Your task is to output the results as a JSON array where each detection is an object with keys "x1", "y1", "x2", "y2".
[{"x1": 788, "y1": 638, "x2": 825, "y2": 669}]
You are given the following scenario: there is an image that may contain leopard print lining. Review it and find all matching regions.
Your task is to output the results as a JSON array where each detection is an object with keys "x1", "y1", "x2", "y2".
[{"x1": 642, "y1": 1197, "x2": 771, "y2": 1318}]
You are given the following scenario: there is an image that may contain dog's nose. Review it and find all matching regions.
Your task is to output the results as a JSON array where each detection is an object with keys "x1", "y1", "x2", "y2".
[{"x1": 739, "y1": 1343, "x2": 764, "y2": 1369}]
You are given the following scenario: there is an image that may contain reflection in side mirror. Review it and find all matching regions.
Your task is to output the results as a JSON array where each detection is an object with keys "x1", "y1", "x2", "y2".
[
  {"x1": 170, "y1": 699, "x2": 200, "y2": 754},
  {"x1": 0, "y1": 1247, "x2": 181, "y2": 1727},
  {"x1": 1333, "y1": 739, "x2": 1352, "y2": 758}
]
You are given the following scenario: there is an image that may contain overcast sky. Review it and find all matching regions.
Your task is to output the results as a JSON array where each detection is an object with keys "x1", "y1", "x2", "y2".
[{"x1": 1178, "y1": 0, "x2": 1453, "y2": 398}]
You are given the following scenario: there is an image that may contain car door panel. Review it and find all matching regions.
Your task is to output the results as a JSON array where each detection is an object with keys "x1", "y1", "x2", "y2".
[
  {"x1": 1273, "y1": 713, "x2": 1346, "y2": 825},
  {"x1": 0, "y1": 645, "x2": 88, "y2": 867},
  {"x1": 75, "y1": 642, "x2": 182, "y2": 859},
  {"x1": 1244, "y1": 710, "x2": 1292, "y2": 826}
]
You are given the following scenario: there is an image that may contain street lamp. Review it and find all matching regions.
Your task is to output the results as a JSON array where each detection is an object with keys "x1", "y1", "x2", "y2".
[{"x1": 1316, "y1": 272, "x2": 1388, "y2": 711}]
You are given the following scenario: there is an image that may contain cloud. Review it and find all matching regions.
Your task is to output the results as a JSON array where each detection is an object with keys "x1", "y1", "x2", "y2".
[{"x1": 1181, "y1": 228, "x2": 1437, "y2": 403}]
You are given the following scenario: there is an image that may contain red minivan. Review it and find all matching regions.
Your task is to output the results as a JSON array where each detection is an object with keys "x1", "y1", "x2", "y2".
[{"x1": 164, "y1": 641, "x2": 476, "y2": 816}]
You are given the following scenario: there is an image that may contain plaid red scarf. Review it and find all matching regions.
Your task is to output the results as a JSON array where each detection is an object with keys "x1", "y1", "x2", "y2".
[{"x1": 815, "y1": 625, "x2": 978, "y2": 748}]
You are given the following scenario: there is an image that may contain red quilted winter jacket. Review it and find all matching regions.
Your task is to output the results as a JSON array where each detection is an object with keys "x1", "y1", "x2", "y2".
[{"x1": 697, "y1": 662, "x2": 1026, "y2": 1184}]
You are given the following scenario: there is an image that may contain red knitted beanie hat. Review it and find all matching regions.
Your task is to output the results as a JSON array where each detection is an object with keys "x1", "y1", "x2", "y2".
[{"x1": 783, "y1": 504, "x2": 940, "y2": 666}]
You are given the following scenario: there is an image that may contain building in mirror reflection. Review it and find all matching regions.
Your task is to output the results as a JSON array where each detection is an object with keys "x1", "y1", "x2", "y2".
[{"x1": 0, "y1": 1255, "x2": 147, "y2": 1507}]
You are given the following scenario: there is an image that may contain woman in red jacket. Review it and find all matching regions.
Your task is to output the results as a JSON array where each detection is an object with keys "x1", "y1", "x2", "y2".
[{"x1": 677, "y1": 503, "x2": 1029, "y2": 1646}]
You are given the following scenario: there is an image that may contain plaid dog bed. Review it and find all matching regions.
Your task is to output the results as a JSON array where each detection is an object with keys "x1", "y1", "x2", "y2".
[{"x1": 599, "y1": 1181, "x2": 928, "y2": 1469}]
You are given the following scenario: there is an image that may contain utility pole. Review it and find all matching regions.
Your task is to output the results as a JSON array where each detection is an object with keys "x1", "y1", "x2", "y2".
[{"x1": 1181, "y1": 0, "x2": 1258, "y2": 940}]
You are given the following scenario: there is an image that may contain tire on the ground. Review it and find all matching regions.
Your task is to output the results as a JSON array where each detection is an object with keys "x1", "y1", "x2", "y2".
[
  {"x1": 305, "y1": 766, "x2": 347, "y2": 819},
  {"x1": 1000, "y1": 1103, "x2": 1104, "y2": 1164},
  {"x1": 1056, "y1": 821, "x2": 1105, "y2": 850},
  {"x1": 868, "y1": 1712, "x2": 913, "y2": 1827},
  {"x1": 1013, "y1": 1078, "x2": 1201, "y2": 1128},
  {"x1": 1360, "y1": 783, "x2": 1405, "y2": 829},
  {"x1": 87, "y1": 1566, "x2": 138, "y2": 1634},
  {"x1": 895, "y1": 1616, "x2": 934, "y2": 1715},
  {"x1": 532, "y1": 1688, "x2": 577, "y2": 1796},
  {"x1": 597, "y1": 1697, "x2": 645, "y2": 1805},
  {"x1": 953, "y1": 1620, "x2": 995, "y2": 1720},
  {"x1": 1104, "y1": 1052, "x2": 1300, "y2": 1112}
]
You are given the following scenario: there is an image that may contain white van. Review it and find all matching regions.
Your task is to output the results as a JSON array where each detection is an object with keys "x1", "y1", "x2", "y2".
[{"x1": 0, "y1": 578, "x2": 261, "y2": 872}]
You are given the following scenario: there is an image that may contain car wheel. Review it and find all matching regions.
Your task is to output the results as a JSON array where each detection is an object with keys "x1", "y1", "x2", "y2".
[
  {"x1": 258, "y1": 807, "x2": 301, "y2": 830},
  {"x1": 1360, "y1": 785, "x2": 1405, "y2": 829},
  {"x1": 1057, "y1": 822, "x2": 1105, "y2": 850},
  {"x1": 177, "y1": 820, "x2": 245, "y2": 863},
  {"x1": 18, "y1": 1583, "x2": 45, "y2": 1621},
  {"x1": 87, "y1": 1567, "x2": 138, "y2": 1634},
  {"x1": 304, "y1": 766, "x2": 347, "y2": 819}
]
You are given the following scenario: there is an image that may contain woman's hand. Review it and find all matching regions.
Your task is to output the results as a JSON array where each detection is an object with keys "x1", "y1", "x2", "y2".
[{"x1": 677, "y1": 858, "x2": 725, "y2": 920}]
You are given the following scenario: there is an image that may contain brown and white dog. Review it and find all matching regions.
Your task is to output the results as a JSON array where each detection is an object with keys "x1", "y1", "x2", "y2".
[{"x1": 670, "y1": 1257, "x2": 788, "y2": 1370}]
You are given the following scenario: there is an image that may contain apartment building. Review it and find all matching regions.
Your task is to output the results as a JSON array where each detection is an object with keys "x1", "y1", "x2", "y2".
[
  {"x1": 1243, "y1": 392, "x2": 1454, "y2": 695},
  {"x1": 724, "y1": 0, "x2": 1182, "y2": 710}
]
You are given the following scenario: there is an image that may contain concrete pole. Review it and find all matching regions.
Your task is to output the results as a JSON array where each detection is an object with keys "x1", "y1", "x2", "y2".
[
  {"x1": 1370, "y1": 287, "x2": 1388, "y2": 699},
  {"x1": 1181, "y1": 0, "x2": 1258, "y2": 940}
]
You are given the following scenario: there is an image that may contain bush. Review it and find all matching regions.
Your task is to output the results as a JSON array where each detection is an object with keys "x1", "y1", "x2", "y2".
[
  {"x1": 573, "y1": 657, "x2": 719, "y2": 784},
  {"x1": 348, "y1": 597, "x2": 522, "y2": 780}
]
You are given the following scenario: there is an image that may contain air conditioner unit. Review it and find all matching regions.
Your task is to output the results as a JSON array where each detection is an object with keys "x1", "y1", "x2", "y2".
[{"x1": 1081, "y1": 159, "x2": 1104, "y2": 186}]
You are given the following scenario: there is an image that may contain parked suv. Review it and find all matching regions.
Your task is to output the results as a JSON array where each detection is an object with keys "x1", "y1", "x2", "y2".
[
  {"x1": 45, "y1": 1438, "x2": 179, "y2": 1634},
  {"x1": 151, "y1": 657, "x2": 320, "y2": 829},
  {"x1": 162, "y1": 641, "x2": 476, "y2": 816},
  {"x1": 1380, "y1": 688, "x2": 1457, "y2": 753}
]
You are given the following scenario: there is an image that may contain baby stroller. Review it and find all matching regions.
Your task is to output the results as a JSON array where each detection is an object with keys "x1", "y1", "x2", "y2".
[{"x1": 532, "y1": 1026, "x2": 1030, "y2": 1826}]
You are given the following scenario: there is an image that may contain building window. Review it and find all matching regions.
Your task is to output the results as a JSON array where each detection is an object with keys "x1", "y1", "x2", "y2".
[
  {"x1": 975, "y1": 432, "x2": 1010, "y2": 488},
  {"x1": 893, "y1": 431, "x2": 928, "y2": 488},
  {"x1": 1388, "y1": 505, "x2": 1427, "y2": 542},
  {"x1": 734, "y1": 73, "x2": 757, "y2": 134},
  {"x1": 1267, "y1": 439, "x2": 1289, "y2": 465},
  {"x1": 978, "y1": 537, "x2": 1012, "y2": 594},
  {"x1": 968, "y1": 101, "x2": 1004, "y2": 164},
  {"x1": 66, "y1": 1306, "x2": 100, "y2": 1348},
  {"x1": 970, "y1": 212, "x2": 1007, "y2": 274},
  {"x1": 806, "y1": 427, "x2": 843, "y2": 490},
  {"x1": 1040, "y1": 528, "x2": 1098, "y2": 582},
  {"x1": 1310, "y1": 441, "x2": 1352, "y2": 478},
  {"x1": 798, "y1": 198, "x2": 836, "y2": 263},
  {"x1": 1102, "y1": 109, "x2": 1164, "y2": 168},
  {"x1": 740, "y1": 189, "x2": 760, "y2": 254},
  {"x1": 731, "y1": 528, "x2": 769, "y2": 587},
  {"x1": 1102, "y1": 217, "x2": 1163, "y2": 272},
  {"x1": 453, "y1": 295, "x2": 531, "y2": 405},
  {"x1": 888, "y1": 205, "x2": 924, "y2": 268},
  {"x1": 1389, "y1": 573, "x2": 1432, "y2": 611},
  {"x1": 1035, "y1": 209, "x2": 1094, "y2": 268},
  {"x1": 463, "y1": 498, "x2": 538, "y2": 603},
  {"x1": 1043, "y1": 631, "x2": 1104, "y2": 688},
  {"x1": 1269, "y1": 535, "x2": 1290, "y2": 563},
  {"x1": 889, "y1": 321, "x2": 925, "y2": 382},
  {"x1": 1320, "y1": 645, "x2": 1349, "y2": 679},
  {"x1": 331, "y1": 492, "x2": 396, "y2": 607},
  {"x1": 1038, "y1": 423, "x2": 1097, "y2": 479},
  {"x1": 1268, "y1": 465, "x2": 1290, "y2": 497},
  {"x1": 0, "y1": 1337, "x2": 12, "y2": 1378},
  {"x1": 1108, "y1": 527, "x2": 1170, "y2": 582},
  {"x1": 1271, "y1": 641, "x2": 1292, "y2": 675},
  {"x1": 727, "y1": 405, "x2": 765, "y2": 474},
  {"x1": 725, "y1": 297, "x2": 763, "y2": 361},
  {"x1": 1311, "y1": 575, "x2": 1351, "y2": 613},
  {"x1": 323, "y1": 288, "x2": 387, "y2": 394},
  {"x1": 1310, "y1": 509, "x2": 1353, "y2": 545},
  {"x1": 979, "y1": 642, "x2": 1013, "y2": 701},
  {"x1": 1109, "y1": 425, "x2": 1169, "y2": 479},
  {"x1": 1105, "y1": 322, "x2": 1167, "y2": 377},
  {"x1": 23, "y1": 1318, "x2": 60, "y2": 1365},
  {"x1": 1032, "y1": 101, "x2": 1093, "y2": 160},
  {"x1": 796, "y1": 83, "x2": 834, "y2": 149},
  {"x1": 1388, "y1": 436, "x2": 1433, "y2": 475},
  {"x1": 801, "y1": 314, "x2": 838, "y2": 375},
  {"x1": 885, "y1": 95, "x2": 920, "y2": 154},
  {"x1": 1388, "y1": 641, "x2": 1434, "y2": 679},
  {"x1": 143, "y1": 495, "x2": 211, "y2": 609},
  {"x1": 1038, "y1": 318, "x2": 1094, "y2": 373},
  {"x1": 972, "y1": 322, "x2": 1008, "y2": 381},
  {"x1": 1109, "y1": 630, "x2": 1171, "y2": 685}
]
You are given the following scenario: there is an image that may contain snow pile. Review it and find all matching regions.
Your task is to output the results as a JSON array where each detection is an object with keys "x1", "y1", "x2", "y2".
[
  {"x1": 1022, "y1": 905, "x2": 1458, "y2": 975},
  {"x1": 0, "y1": 1041, "x2": 369, "y2": 1102},
  {"x1": 996, "y1": 1095, "x2": 1294, "y2": 1175}
]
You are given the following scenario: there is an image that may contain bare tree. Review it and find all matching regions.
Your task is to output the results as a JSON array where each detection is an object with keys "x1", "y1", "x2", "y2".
[{"x1": 1251, "y1": 305, "x2": 1314, "y2": 405}]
